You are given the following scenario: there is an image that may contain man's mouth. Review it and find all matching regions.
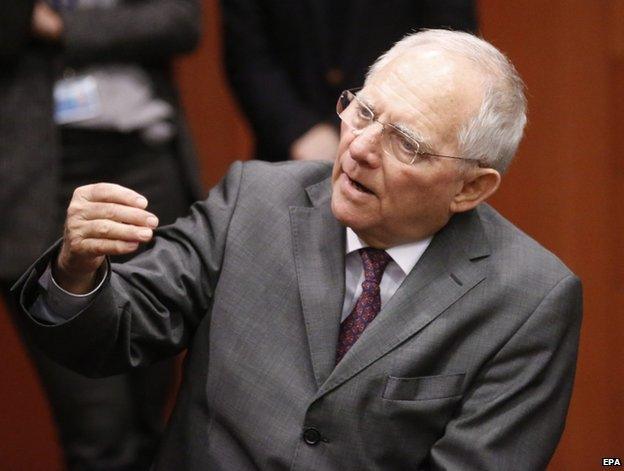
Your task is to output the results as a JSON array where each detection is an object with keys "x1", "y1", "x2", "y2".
[{"x1": 347, "y1": 175, "x2": 374, "y2": 194}]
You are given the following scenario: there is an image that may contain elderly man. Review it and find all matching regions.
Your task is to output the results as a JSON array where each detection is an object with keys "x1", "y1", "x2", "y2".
[{"x1": 14, "y1": 30, "x2": 582, "y2": 470}]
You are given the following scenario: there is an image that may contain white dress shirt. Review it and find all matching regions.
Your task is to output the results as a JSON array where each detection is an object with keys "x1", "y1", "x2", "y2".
[{"x1": 340, "y1": 228, "x2": 432, "y2": 322}]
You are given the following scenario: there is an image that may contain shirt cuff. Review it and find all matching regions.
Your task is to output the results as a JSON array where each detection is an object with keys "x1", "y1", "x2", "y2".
[{"x1": 31, "y1": 261, "x2": 108, "y2": 324}]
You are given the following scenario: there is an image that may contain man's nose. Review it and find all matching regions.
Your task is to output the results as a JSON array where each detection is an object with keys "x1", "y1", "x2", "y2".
[{"x1": 348, "y1": 122, "x2": 383, "y2": 167}]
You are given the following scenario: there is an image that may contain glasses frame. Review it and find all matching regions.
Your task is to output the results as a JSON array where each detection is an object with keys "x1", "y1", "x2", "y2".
[{"x1": 336, "y1": 88, "x2": 482, "y2": 166}]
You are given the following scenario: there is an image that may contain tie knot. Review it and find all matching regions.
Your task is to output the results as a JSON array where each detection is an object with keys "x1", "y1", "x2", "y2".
[{"x1": 359, "y1": 248, "x2": 392, "y2": 284}]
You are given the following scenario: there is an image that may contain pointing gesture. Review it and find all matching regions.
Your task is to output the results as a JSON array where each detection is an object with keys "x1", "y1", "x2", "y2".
[{"x1": 55, "y1": 183, "x2": 159, "y2": 294}]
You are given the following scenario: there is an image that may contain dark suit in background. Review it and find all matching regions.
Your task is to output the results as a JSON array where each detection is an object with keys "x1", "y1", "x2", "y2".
[
  {"x1": 0, "y1": 1, "x2": 204, "y2": 469},
  {"x1": 222, "y1": 0, "x2": 477, "y2": 161},
  {"x1": 0, "y1": 0, "x2": 59, "y2": 279}
]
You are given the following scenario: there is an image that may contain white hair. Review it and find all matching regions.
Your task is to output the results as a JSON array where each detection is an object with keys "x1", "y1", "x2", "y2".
[{"x1": 367, "y1": 29, "x2": 527, "y2": 174}]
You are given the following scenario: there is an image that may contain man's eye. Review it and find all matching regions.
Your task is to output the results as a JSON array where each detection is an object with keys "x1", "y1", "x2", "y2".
[
  {"x1": 397, "y1": 135, "x2": 418, "y2": 154},
  {"x1": 355, "y1": 104, "x2": 371, "y2": 121}
]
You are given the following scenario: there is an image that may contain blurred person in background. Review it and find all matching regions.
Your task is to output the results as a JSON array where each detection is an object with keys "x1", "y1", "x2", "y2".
[
  {"x1": 1, "y1": 1, "x2": 58, "y2": 299},
  {"x1": 222, "y1": 0, "x2": 477, "y2": 162},
  {"x1": 0, "y1": 0, "x2": 204, "y2": 469}
]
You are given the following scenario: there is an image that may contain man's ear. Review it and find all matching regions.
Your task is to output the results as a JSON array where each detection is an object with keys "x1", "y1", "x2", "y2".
[{"x1": 450, "y1": 167, "x2": 501, "y2": 214}]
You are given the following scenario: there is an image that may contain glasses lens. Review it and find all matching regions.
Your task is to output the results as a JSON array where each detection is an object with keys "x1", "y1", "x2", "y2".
[
  {"x1": 339, "y1": 92, "x2": 374, "y2": 131},
  {"x1": 336, "y1": 90, "x2": 422, "y2": 165},
  {"x1": 336, "y1": 91, "x2": 348, "y2": 115},
  {"x1": 337, "y1": 91, "x2": 358, "y2": 121},
  {"x1": 384, "y1": 127, "x2": 419, "y2": 164}
]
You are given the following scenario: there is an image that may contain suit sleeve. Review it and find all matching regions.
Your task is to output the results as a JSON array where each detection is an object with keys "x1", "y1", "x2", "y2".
[
  {"x1": 60, "y1": 0, "x2": 201, "y2": 63},
  {"x1": 427, "y1": 274, "x2": 582, "y2": 470},
  {"x1": 0, "y1": 0, "x2": 35, "y2": 58},
  {"x1": 221, "y1": 0, "x2": 322, "y2": 158},
  {"x1": 13, "y1": 161, "x2": 245, "y2": 378}
]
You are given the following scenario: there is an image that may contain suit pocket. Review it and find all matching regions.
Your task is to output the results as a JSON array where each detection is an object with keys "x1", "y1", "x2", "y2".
[{"x1": 382, "y1": 373, "x2": 465, "y2": 401}]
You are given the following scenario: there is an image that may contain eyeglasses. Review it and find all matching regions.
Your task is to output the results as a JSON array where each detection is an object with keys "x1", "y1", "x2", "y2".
[{"x1": 336, "y1": 89, "x2": 480, "y2": 166}]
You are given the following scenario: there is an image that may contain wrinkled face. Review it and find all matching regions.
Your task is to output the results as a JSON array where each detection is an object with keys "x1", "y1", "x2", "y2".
[{"x1": 330, "y1": 48, "x2": 484, "y2": 247}]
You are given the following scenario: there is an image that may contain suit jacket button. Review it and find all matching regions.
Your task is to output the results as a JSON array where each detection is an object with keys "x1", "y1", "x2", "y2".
[{"x1": 302, "y1": 427, "x2": 322, "y2": 446}]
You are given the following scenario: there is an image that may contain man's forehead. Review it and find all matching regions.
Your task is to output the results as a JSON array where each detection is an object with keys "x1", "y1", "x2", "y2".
[
  {"x1": 360, "y1": 48, "x2": 484, "y2": 149},
  {"x1": 366, "y1": 48, "x2": 478, "y2": 102},
  {"x1": 393, "y1": 48, "x2": 458, "y2": 80}
]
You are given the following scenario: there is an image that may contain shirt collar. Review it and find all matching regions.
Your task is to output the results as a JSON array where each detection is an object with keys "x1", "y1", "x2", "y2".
[{"x1": 345, "y1": 227, "x2": 433, "y2": 276}]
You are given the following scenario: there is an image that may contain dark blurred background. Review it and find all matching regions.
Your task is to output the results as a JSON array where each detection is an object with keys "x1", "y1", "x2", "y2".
[{"x1": 1, "y1": 0, "x2": 622, "y2": 469}]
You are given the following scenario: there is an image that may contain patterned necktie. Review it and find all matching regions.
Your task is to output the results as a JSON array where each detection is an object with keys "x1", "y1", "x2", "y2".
[{"x1": 336, "y1": 248, "x2": 392, "y2": 364}]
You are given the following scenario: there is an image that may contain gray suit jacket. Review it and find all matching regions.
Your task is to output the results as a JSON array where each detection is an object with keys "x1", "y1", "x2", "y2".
[{"x1": 15, "y1": 161, "x2": 582, "y2": 470}]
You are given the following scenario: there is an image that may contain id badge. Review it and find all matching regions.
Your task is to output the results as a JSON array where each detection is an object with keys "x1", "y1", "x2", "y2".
[{"x1": 54, "y1": 75, "x2": 102, "y2": 124}]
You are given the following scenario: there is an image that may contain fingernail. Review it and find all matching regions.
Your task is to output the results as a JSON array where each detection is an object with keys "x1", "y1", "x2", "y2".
[
  {"x1": 139, "y1": 228, "x2": 152, "y2": 239},
  {"x1": 147, "y1": 216, "x2": 159, "y2": 227},
  {"x1": 136, "y1": 196, "x2": 148, "y2": 208}
]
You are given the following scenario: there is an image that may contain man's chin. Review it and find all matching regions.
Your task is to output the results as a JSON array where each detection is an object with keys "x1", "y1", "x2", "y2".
[{"x1": 331, "y1": 196, "x2": 369, "y2": 231}]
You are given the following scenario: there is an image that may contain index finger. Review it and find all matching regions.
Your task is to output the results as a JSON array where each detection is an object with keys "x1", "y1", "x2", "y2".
[{"x1": 78, "y1": 183, "x2": 149, "y2": 209}]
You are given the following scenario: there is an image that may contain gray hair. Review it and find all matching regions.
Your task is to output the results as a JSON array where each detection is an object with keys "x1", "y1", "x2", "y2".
[{"x1": 366, "y1": 29, "x2": 527, "y2": 174}]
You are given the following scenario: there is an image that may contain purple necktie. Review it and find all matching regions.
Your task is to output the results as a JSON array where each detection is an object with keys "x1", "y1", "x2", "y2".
[{"x1": 336, "y1": 248, "x2": 392, "y2": 364}]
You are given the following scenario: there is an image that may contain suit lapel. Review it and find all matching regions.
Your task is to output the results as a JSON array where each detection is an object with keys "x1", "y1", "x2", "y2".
[
  {"x1": 317, "y1": 209, "x2": 491, "y2": 398},
  {"x1": 290, "y1": 178, "x2": 345, "y2": 388}
]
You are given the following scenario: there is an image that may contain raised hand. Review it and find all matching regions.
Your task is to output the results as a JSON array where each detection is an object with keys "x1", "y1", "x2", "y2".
[{"x1": 54, "y1": 183, "x2": 159, "y2": 294}]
